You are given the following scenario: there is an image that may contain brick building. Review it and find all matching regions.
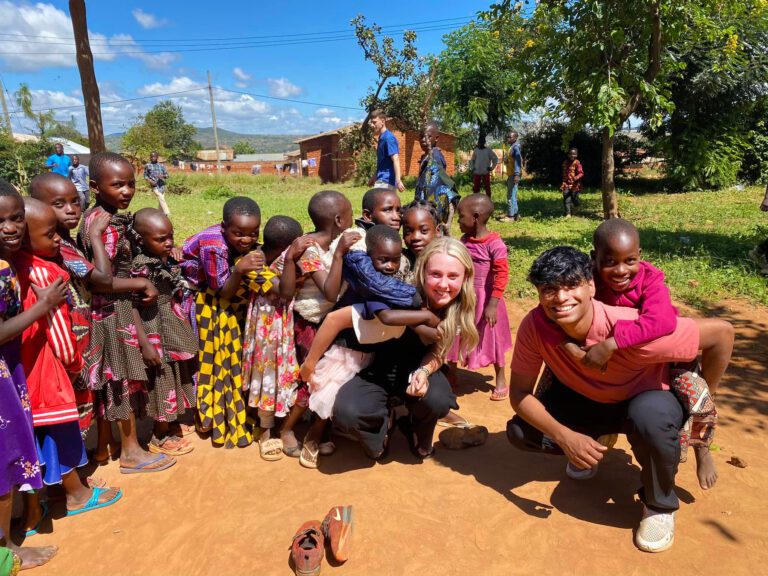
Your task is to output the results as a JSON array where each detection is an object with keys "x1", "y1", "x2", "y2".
[{"x1": 296, "y1": 121, "x2": 455, "y2": 184}]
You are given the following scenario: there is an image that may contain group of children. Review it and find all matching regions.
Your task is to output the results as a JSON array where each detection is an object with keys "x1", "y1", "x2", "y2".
[{"x1": 0, "y1": 142, "x2": 727, "y2": 569}]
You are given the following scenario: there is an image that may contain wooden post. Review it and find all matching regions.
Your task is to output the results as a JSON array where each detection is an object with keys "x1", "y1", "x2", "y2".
[
  {"x1": 0, "y1": 79, "x2": 12, "y2": 135},
  {"x1": 69, "y1": 0, "x2": 105, "y2": 153},
  {"x1": 207, "y1": 71, "x2": 222, "y2": 174}
]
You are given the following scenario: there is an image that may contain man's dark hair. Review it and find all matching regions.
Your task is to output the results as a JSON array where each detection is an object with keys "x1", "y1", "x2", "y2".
[
  {"x1": 402, "y1": 200, "x2": 439, "y2": 226},
  {"x1": 423, "y1": 120, "x2": 440, "y2": 132},
  {"x1": 29, "y1": 172, "x2": 70, "y2": 199},
  {"x1": 528, "y1": 246, "x2": 593, "y2": 287},
  {"x1": 365, "y1": 224, "x2": 401, "y2": 252},
  {"x1": 0, "y1": 178, "x2": 22, "y2": 201},
  {"x1": 370, "y1": 109, "x2": 386, "y2": 120},
  {"x1": 263, "y1": 215, "x2": 303, "y2": 251},
  {"x1": 89, "y1": 151, "x2": 132, "y2": 182},
  {"x1": 222, "y1": 196, "x2": 260, "y2": 224},
  {"x1": 307, "y1": 190, "x2": 347, "y2": 228},
  {"x1": 362, "y1": 187, "x2": 394, "y2": 214}
]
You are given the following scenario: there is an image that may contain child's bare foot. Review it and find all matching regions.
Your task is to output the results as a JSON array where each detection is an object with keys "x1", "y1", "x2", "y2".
[
  {"x1": 694, "y1": 445, "x2": 718, "y2": 490},
  {"x1": 92, "y1": 440, "x2": 121, "y2": 464},
  {"x1": 22, "y1": 502, "x2": 43, "y2": 535},
  {"x1": 281, "y1": 429, "x2": 301, "y2": 458},
  {"x1": 299, "y1": 361, "x2": 315, "y2": 383},
  {"x1": 8, "y1": 543, "x2": 58, "y2": 570}
]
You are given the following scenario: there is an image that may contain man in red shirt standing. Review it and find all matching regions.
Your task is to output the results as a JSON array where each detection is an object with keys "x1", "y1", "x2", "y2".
[{"x1": 506, "y1": 246, "x2": 732, "y2": 553}]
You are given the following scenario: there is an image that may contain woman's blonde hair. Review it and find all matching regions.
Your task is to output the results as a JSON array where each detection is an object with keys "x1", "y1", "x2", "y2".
[{"x1": 414, "y1": 237, "x2": 479, "y2": 360}]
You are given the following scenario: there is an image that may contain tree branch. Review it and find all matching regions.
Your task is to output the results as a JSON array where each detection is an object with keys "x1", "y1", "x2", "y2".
[{"x1": 619, "y1": 0, "x2": 661, "y2": 122}]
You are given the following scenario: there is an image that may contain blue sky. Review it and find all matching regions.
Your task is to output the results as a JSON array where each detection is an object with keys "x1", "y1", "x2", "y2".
[{"x1": 1, "y1": 1, "x2": 490, "y2": 136}]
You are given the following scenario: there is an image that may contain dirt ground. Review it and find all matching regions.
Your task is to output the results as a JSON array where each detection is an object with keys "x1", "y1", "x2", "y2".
[{"x1": 22, "y1": 298, "x2": 768, "y2": 576}]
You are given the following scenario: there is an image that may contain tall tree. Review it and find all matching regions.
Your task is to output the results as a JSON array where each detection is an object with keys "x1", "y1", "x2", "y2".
[
  {"x1": 143, "y1": 101, "x2": 198, "y2": 159},
  {"x1": 69, "y1": 0, "x2": 105, "y2": 153},
  {"x1": 14, "y1": 84, "x2": 55, "y2": 137},
  {"x1": 434, "y1": 21, "x2": 525, "y2": 141},
  {"x1": 487, "y1": 0, "x2": 742, "y2": 218}
]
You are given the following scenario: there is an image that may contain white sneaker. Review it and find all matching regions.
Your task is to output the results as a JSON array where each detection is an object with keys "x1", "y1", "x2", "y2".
[
  {"x1": 565, "y1": 461, "x2": 598, "y2": 480},
  {"x1": 635, "y1": 506, "x2": 675, "y2": 553}
]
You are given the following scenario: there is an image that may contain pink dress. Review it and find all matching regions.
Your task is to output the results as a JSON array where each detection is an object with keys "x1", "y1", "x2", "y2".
[{"x1": 447, "y1": 233, "x2": 512, "y2": 368}]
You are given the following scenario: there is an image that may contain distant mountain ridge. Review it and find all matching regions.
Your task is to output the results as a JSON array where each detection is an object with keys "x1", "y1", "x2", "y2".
[{"x1": 105, "y1": 127, "x2": 308, "y2": 153}]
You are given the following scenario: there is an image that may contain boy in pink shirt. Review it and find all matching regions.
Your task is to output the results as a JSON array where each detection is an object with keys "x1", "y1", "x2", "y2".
[
  {"x1": 582, "y1": 218, "x2": 734, "y2": 491},
  {"x1": 506, "y1": 247, "x2": 734, "y2": 554}
]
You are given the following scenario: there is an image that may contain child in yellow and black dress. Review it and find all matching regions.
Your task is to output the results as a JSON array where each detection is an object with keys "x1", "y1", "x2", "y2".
[{"x1": 130, "y1": 208, "x2": 198, "y2": 457}]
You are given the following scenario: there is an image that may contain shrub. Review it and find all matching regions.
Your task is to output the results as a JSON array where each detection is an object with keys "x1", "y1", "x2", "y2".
[
  {"x1": 0, "y1": 133, "x2": 50, "y2": 190},
  {"x1": 166, "y1": 175, "x2": 192, "y2": 195},
  {"x1": 351, "y1": 147, "x2": 377, "y2": 187},
  {"x1": 521, "y1": 123, "x2": 645, "y2": 186},
  {"x1": 202, "y1": 184, "x2": 235, "y2": 200}
]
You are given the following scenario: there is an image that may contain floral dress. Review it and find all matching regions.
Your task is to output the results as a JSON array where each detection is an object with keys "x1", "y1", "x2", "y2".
[
  {"x1": 241, "y1": 253, "x2": 300, "y2": 417},
  {"x1": 77, "y1": 208, "x2": 149, "y2": 421},
  {"x1": 0, "y1": 259, "x2": 42, "y2": 496},
  {"x1": 131, "y1": 254, "x2": 198, "y2": 422}
]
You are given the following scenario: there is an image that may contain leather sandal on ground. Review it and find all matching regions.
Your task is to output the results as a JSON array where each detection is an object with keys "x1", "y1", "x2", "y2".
[{"x1": 439, "y1": 425, "x2": 489, "y2": 450}]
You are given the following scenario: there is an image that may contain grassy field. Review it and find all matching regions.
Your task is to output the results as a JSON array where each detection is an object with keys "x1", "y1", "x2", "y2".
[{"x1": 129, "y1": 172, "x2": 768, "y2": 309}]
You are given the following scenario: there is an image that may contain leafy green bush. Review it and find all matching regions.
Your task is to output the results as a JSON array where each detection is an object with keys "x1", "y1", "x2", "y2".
[
  {"x1": 202, "y1": 184, "x2": 235, "y2": 200},
  {"x1": 166, "y1": 175, "x2": 192, "y2": 195},
  {"x1": 352, "y1": 147, "x2": 377, "y2": 187},
  {"x1": 521, "y1": 123, "x2": 644, "y2": 186},
  {"x1": 0, "y1": 133, "x2": 50, "y2": 190}
]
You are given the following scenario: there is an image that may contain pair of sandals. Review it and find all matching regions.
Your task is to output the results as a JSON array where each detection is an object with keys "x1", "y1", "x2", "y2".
[{"x1": 148, "y1": 435, "x2": 194, "y2": 456}]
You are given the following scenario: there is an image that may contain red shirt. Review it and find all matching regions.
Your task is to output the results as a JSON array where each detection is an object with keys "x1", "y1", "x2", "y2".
[
  {"x1": 15, "y1": 252, "x2": 83, "y2": 426},
  {"x1": 512, "y1": 300, "x2": 699, "y2": 403}
]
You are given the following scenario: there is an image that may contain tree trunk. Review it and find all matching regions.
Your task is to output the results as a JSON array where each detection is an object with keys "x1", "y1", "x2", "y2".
[
  {"x1": 601, "y1": 127, "x2": 619, "y2": 219},
  {"x1": 69, "y1": 0, "x2": 105, "y2": 154}
]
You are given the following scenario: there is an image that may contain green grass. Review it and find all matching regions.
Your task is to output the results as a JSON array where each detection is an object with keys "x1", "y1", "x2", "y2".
[{"x1": 128, "y1": 173, "x2": 768, "y2": 309}]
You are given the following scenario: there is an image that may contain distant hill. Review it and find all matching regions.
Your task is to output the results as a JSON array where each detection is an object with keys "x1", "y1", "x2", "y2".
[{"x1": 105, "y1": 128, "x2": 308, "y2": 154}]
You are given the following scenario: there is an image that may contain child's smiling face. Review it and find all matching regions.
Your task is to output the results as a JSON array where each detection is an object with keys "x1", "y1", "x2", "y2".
[
  {"x1": 222, "y1": 213, "x2": 260, "y2": 255},
  {"x1": 0, "y1": 195, "x2": 26, "y2": 255},
  {"x1": 594, "y1": 233, "x2": 641, "y2": 292}
]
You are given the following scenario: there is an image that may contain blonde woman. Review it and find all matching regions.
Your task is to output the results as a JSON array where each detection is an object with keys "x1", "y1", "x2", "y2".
[{"x1": 332, "y1": 238, "x2": 479, "y2": 459}]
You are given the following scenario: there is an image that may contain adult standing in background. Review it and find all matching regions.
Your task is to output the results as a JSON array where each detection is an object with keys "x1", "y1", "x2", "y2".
[
  {"x1": 68, "y1": 154, "x2": 90, "y2": 209},
  {"x1": 143, "y1": 151, "x2": 171, "y2": 217},
  {"x1": 368, "y1": 110, "x2": 405, "y2": 192},
  {"x1": 502, "y1": 131, "x2": 523, "y2": 222},
  {"x1": 46, "y1": 142, "x2": 71, "y2": 177},
  {"x1": 470, "y1": 136, "x2": 498, "y2": 196}
]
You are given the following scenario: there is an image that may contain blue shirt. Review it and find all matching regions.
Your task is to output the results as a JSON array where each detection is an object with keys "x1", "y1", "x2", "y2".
[
  {"x1": 46, "y1": 153, "x2": 71, "y2": 177},
  {"x1": 508, "y1": 142, "x2": 522, "y2": 175},
  {"x1": 375, "y1": 129, "x2": 399, "y2": 185},
  {"x1": 69, "y1": 164, "x2": 89, "y2": 193}
]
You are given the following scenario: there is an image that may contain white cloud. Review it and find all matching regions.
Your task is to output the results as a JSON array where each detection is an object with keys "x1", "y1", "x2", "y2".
[
  {"x1": 234, "y1": 82, "x2": 247, "y2": 89},
  {"x1": 321, "y1": 117, "x2": 343, "y2": 125},
  {"x1": 0, "y1": 2, "x2": 175, "y2": 72},
  {"x1": 267, "y1": 78, "x2": 302, "y2": 98},
  {"x1": 132, "y1": 9, "x2": 168, "y2": 29},
  {"x1": 233, "y1": 67, "x2": 251, "y2": 82},
  {"x1": 315, "y1": 107, "x2": 333, "y2": 116},
  {"x1": 137, "y1": 76, "x2": 205, "y2": 96}
]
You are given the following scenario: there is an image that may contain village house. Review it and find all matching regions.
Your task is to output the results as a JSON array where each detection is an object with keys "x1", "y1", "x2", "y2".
[{"x1": 296, "y1": 121, "x2": 456, "y2": 184}]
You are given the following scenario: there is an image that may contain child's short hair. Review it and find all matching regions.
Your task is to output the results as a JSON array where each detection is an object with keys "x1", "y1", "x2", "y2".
[
  {"x1": 402, "y1": 200, "x2": 439, "y2": 227},
  {"x1": 263, "y1": 215, "x2": 303, "y2": 251},
  {"x1": 89, "y1": 152, "x2": 132, "y2": 182},
  {"x1": 370, "y1": 109, "x2": 386, "y2": 120},
  {"x1": 365, "y1": 224, "x2": 401, "y2": 252},
  {"x1": 222, "y1": 196, "x2": 260, "y2": 224},
  {"x1": 593, "y1": 218, "x2": 639, "y2": 249},
  {"x1": 569, "y1": 147, "x2": 578, "y2": 153},
  {"x1": 307, "y1": 190, "x2": 347, "y2": 228},
  {"x1": 362, "y1": 187, "x2": 395, "y2": 214},
  {"x1": 528, "y1": 246, "x2": 592, "y2": 288},
  {"x1": 423, "y1": 120, "x2": 440, "y2": 132},
  {"x1": 133, "y1": 207, "x2": 169, "y2": 237},
  {"x1": 0, "y1": 178, "x2": 22, "y2": 201},
  {"x1": 29, "y1": 172, "x2": 70, "y2": 199}
]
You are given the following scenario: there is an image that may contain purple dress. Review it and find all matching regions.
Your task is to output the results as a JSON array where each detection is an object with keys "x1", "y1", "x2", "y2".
[
  {"x1": 447, "y1": 233, "x2": 513, "y2": 368},
  {"x1": 0, "y1": 259, "x2": 43, "y2": 496}
]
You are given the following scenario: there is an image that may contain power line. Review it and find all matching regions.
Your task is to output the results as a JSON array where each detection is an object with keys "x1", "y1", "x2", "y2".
[
  {"x1": 0, "y1": 16, "x2": 470, "y2": 43},
  {"x1": 0, "y1": 22, "x2": 465, "y2": 55},
  {"x1": 7, "y1": 86, "x2": 364, "y2": 114}
]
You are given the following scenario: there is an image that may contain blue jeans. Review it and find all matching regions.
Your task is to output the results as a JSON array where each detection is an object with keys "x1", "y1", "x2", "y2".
[{"x1": 507, "y1": 174, "x2": 520, "y2": 216}]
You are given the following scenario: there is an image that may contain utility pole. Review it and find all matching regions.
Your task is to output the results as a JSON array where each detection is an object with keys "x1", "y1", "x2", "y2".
[
  {"x1": 207, "y1": 70, "x2": 222, "y2": 174},
  {"x1": 0, "y1": 78, "x2": 12, "y2": 136},
  {"x1": 70, "y1": 0, "x2": 105, "y2": 153}
]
